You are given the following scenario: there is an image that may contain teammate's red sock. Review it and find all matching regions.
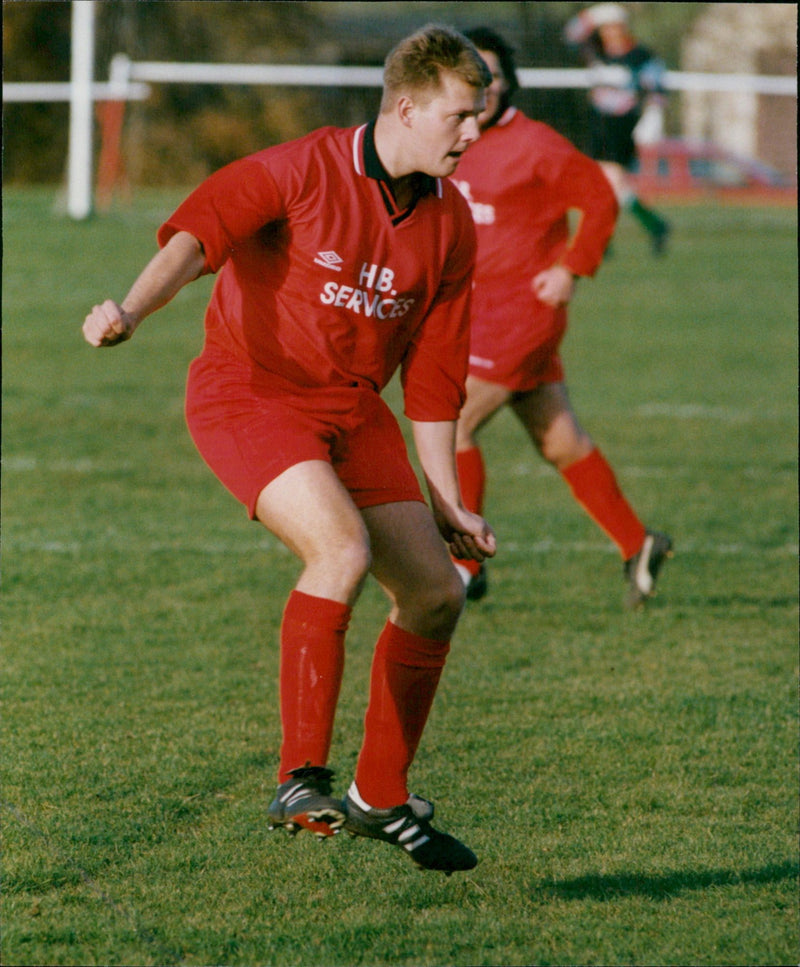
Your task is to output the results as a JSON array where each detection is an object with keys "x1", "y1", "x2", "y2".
[
  {"x1": 355, "y1": 621, "x2": 450, "y2": 808},
  {"x1": 278, "y1": 590, "x2": 351, "y2": 782},
  {"x1": 454, "y1": 446, "x2": 486, "y2": 577},
  {"x1": 561, "y1": 448, "x2": 646, "y2": 560},
  {"x1": 457, "y1": 445, "x2": 486, "y2": 513}
]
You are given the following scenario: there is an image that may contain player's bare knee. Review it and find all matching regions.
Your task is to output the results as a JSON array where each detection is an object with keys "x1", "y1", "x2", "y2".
[
  {"x1": 538, "y1": 425, "x2": 592, "y2": 469},
  {"x1": 538, "y1": 435, "x2": 566, "y2": 467},
  {"x1": 338, "y1": 538, "x2": 373, "y2": 584},
  {"x1": 455, "y1": 428, "x2": 476, "y2": 451},
  {"x1": 443, "y1": 572, "x2": 467, "y2": 627},
  {"x1": 310, "y1": 536, "x2": 372, "y2": 596},
  {"x1": 390, "y1": 567, "x2": 464, "y2": 640},
  {"x1": 455, "y1": 417, "x2": 480, "y2": 451},
  {"x1": 414, "y1": 570, "x2": 465, "y2": 639}
]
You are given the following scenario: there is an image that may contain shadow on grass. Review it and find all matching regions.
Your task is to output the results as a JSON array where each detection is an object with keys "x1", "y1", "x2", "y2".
[{"x1": 539, "y1": 860, "x2": 798, "y2": 902}]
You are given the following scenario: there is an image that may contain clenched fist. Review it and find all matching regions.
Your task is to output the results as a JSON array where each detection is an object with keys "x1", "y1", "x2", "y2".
[{"x1": 83, "y1": 300, "x2": 137, "y2": 347}]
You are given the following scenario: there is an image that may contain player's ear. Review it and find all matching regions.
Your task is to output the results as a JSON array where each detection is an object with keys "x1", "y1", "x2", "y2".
[{"x1": 396, "y1": 94, "x2": 416, "y2": 128}]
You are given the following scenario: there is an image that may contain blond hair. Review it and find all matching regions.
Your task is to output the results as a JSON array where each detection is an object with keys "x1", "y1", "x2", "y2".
[{"x1": 381, "y1": 24, "x2": 491, "y2": 112}]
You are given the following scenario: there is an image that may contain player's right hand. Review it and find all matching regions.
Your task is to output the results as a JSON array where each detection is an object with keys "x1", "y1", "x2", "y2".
[
  {"x1": 532, "y1": 265, "x2": 575, "y2": 308},
  {"x1": 83, "y1": 299, "x2": 135, "y2": 347}
]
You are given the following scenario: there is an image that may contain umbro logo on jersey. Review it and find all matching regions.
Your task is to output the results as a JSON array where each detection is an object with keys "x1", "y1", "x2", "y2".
[{"x1": 314, "y1": 250, "x2": 343, "y2": 272}]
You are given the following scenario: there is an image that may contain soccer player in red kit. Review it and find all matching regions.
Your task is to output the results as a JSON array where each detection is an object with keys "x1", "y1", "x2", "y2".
[
  {"x1": 83, "y1": 25, "x2": 494, "y2": 875},
  {"x1": 451, "y1": 27, "x2": 671, "y2": 609}
]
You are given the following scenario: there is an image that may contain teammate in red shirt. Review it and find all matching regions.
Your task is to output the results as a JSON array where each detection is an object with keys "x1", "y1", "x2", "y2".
[
  {"x1": 451, "y1": 27, "x2": 671, "y2": 609},
  {"x1": 83, "y1": 25, "x2": 494, "y2": 875}
]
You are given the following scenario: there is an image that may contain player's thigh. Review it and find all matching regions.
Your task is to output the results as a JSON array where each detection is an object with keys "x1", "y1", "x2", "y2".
[
  {"x1": 360, "y1": 500, "x2": 464, "y2": 629},
  {"x1": 456, "y1": 376, "x2": 512, "y2": 449},
  {"x1": 255, "y1": 459, "x2": 370, "y2": 570}
]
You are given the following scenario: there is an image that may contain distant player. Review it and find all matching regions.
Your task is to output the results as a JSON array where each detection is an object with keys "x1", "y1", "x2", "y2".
[
  {"x1": 83, "y1": 25, "x2": 494, "y2": 875},
  {"x1": 565, "y1": 2, "x2": 671, "y2": 255},
  {"x1": 450, "y1": 26, "x2": 672, "y2": 608}
]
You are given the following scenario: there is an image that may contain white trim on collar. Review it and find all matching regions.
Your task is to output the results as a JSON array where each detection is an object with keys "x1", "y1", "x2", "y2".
[
  {"x1": 497, "y1": 107, "x2": 518, "y2": 127},
  {"x1": 353, "y1": 123, "x2": 367, "y2": 175}
]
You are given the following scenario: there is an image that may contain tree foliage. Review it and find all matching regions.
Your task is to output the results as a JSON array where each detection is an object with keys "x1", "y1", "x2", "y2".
[{"x1": 3, "y1": 0, "x2": 336, "y2": 185}]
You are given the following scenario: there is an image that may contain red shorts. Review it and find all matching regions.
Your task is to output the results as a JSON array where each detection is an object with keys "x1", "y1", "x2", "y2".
[
  {"x1": 468, "y1": 341, "x2": 565, "y2": 392},
  {"x1": 185, "y1": 351, "x2": 425, "y2": 518},
  {"x1": 468, "y1": 304, "x2": 567, "y2": 392},
  {"x1": 470, "y1": 346, "x2": 564, "y2": 392}
]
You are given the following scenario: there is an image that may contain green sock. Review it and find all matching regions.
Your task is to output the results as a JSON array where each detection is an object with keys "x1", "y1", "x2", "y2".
[{"x1": 628, "y1": 197, "x2": 668, "y2": 236}]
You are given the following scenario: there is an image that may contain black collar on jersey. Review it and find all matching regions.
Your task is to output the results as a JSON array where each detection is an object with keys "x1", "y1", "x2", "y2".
[{"x1": 362, "y1": 120, "x2": 436, "y2": 226}]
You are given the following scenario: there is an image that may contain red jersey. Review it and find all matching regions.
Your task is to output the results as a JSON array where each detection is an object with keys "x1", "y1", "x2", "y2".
[
  {"x1": 450, "y1": 108, "x2": 617, "y2": 388},
  {"x1": 159, "y1": 122, "x2": 477, "y2": 421}
]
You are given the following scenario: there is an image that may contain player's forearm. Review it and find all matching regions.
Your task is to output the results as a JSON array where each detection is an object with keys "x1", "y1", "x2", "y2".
[
  {"x1": 411, "y1": 420, "x2": 463, "y2": 512},
  {"x1": 411, "y1": 418, "x2": 497, "y2": 561},
  {"x1": 121, "y1": 231, "x2": 205, "y2": 328}
]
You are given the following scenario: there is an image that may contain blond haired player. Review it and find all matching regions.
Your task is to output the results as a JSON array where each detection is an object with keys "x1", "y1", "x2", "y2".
[{"x1": 84, "y1": 25, "x2": 493, "y2": 875}]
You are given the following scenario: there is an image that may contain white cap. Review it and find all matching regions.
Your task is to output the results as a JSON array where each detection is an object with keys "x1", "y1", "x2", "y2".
[{"x1": 587, "y1": 3, "x2": 628, "y2": 28}]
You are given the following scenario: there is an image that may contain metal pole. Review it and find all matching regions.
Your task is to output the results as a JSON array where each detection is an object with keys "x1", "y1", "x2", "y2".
[{"x1": 67, "y1": 0, "x2": 96, "y2": 220}]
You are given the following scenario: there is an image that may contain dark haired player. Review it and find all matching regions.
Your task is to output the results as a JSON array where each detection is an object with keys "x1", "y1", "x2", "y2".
[
  {"x1": 450, "y1": 26, "x2": 671, "y2": 609},
  {"x1": 83, "y1": 25, "x2": 494, "y2": 874}
]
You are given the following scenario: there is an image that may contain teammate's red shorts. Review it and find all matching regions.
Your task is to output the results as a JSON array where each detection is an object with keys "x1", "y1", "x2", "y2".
[
  {"x1": 185, "y1": 350, "x2": 425, "y2": 518},
  {"x1": 467, "y1": 303, "x2": 567, "y2": 392},
  {"x1": 468, "y1": 333, "x2": 565, "y2": 392}
]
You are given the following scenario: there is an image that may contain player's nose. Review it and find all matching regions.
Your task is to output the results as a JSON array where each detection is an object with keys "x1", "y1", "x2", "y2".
[{"x1": 462, "y1": 116, "x2": 481, "y2": 143}]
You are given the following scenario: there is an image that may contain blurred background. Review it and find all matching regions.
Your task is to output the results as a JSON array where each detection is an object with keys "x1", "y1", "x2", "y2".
[{"x1": 2, "y1": 1, "x2": 796, "y2": 196}]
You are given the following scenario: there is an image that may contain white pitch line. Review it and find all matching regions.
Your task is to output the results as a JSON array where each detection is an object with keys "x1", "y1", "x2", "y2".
[
  {"x1": 7, "y1": 455, "x2": 793, "y2": 483},
  {"x1": 502, "y1": 540, "x2": 798, "y2": 558},
  {"x1": 636, "y1": 403, "x2": 755, "y2": 423},
  {"x1": 3, "y1": 456, "x2": 135, "y2": 473},
  {"x1": 3, "y1": 536, "x2": 797, "y2": 558},
  {"x1": 494, "y1": 463, "x2": 798, "y2": 482}
]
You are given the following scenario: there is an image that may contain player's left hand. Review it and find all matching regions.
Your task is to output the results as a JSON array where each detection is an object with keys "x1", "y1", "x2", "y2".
[
  {"x1": 532, "y1": 265, "x2": 576, "y2": 308},
  {"x1": 437, "y1": 506, "x2": 497, "y2": 562}
]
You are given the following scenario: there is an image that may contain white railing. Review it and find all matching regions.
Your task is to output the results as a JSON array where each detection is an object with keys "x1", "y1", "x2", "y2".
[
  {"x1": 71, "y1": 56, "x2": 800, "y2": 96},
  {"x1": 6, "y1": 57, "x2": 795, "y2": 101},
  {"x1": 4, "y1": 52, "x2": 795, "y2": 219},
  {"x1": 2, "y1": 81, "x2": 149, "y2": 102}
]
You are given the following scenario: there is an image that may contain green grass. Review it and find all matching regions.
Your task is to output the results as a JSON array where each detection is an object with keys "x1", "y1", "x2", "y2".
[{"x1": 2, "y1": 188, "x2": 798, "y2": 966}]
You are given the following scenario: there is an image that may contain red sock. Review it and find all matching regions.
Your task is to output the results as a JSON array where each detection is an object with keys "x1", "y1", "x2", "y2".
[
  {"x1": 561, "y1": 448, "x2": 646, "y2": 560},
  {"x1": 455, "y1": 446, "x2": 486, "y2": 577},
  {"x1": 355, "y1": 621, "x2": 450, "y2": 808},
  {"x1": 278, "y1": 590, "x2": 351, "y2": 782},
  {"x1": 457, "y1": 445, "x2": 486, "y2": 513}
]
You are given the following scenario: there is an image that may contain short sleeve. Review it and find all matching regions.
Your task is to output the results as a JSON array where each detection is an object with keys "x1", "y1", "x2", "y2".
[{"x1": 157, "y1": 155, "x2": 287, "y2": 274}]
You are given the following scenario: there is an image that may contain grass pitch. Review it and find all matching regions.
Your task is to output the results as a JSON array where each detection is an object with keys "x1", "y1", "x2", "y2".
[{"x1": 2, "y1": 189, "x2": 798, "y2": 966}]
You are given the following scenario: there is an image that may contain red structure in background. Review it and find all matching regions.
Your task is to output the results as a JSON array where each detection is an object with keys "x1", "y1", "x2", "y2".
[
  {"x1": 634, "y1": 138, "x2": 796, "y2": 204},
  {"x1": 95, "y1": 99, "x2": 130, "y2": 210}
]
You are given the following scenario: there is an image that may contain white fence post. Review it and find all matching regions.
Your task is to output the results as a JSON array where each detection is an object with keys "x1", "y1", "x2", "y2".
[{"x1": 67, "y1": 0, "x2": 96, "y2": 220}]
